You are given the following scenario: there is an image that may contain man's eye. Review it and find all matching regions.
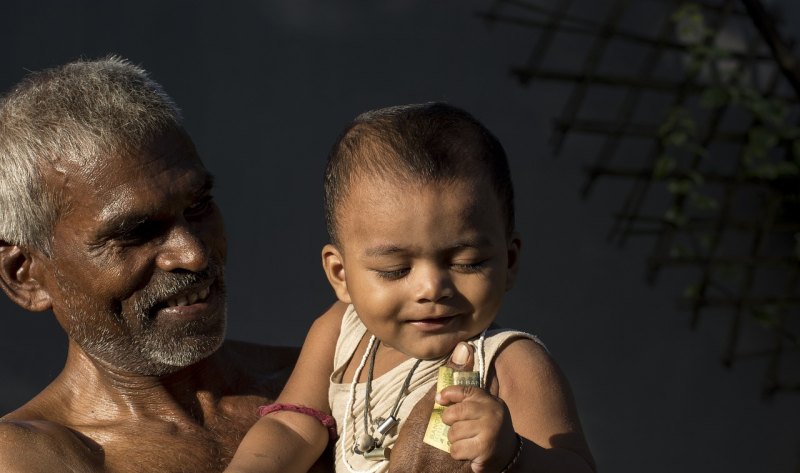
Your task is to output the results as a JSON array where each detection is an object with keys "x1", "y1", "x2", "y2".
[
  {"x1": 374, "y1": 268, "x2": 410, "y2": 280},
  {"x1": 185, "y1": 196, "x2": 214, "y2": 218},
  {"x1": 117, "y1": 221, "x2": 164, "y2": 244}
]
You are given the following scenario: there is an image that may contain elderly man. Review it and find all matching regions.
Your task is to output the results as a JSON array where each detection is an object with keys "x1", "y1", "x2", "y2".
[{"x1": 0, "y1": 57, "x2": 344, "y2": 472}]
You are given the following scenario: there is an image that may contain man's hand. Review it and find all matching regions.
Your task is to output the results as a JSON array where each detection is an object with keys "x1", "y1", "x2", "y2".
[
  {"x1": 390, "y1": 342, "x2": 480, "y2": 473},
  {"x1": 436, "y1": 378, "x2": 518, "y2": 473},
  {"x1": 394, "y1": 338, "x2": 597, "y2": 473}
]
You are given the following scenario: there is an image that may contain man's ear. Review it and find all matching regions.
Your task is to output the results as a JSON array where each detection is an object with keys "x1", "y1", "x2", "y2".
[
  {"x1": 505, "y1": 232, "x2": 522, "y2": 291},
  {"x1": 321, "y1": 244, "x2": 351, "y2": 304},
  {"x1": 0, "y1": 242, "x2": 53, "y2": 312}
]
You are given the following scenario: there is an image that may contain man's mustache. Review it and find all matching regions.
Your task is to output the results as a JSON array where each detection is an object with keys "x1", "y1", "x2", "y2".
[{"x1": 131, "y1": 261, "x2": 224, "y2": 319}]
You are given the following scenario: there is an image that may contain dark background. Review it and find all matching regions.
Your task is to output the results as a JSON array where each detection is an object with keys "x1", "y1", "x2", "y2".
[{"x1": 1, "y1": 1, "x2": 798, "y2": 471}]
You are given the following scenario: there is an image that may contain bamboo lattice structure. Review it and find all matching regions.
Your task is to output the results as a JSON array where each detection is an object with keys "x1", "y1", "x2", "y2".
[{"x1": 482, "y1": 0, "x2": 800, "y2": 396}]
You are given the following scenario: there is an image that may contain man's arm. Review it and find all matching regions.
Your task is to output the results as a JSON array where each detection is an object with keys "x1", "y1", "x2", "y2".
[{"x1": 0, "y1": 419, "x2": 102, "y2": 473}]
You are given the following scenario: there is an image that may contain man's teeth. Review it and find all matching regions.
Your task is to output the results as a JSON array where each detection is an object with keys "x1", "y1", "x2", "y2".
[{"x1": 166, "y1": 287, "x2": 210, "y2": 308}]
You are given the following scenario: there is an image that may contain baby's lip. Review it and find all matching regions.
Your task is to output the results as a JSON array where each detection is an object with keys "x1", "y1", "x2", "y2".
[
  {"x1": 406, "y1": 315, "x2": 459, "y2": 333},
  {"x1": 405, "y1": 313, "x2": 459, "y2": 323}
]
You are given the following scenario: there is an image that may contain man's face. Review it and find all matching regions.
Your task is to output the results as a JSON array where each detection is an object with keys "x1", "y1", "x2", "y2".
[{"x1": 41, "y1": 131, "x2": 228, "y2": 376}]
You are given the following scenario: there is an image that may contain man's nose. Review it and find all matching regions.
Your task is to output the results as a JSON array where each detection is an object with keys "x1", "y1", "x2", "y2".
[
  {"x1": 414, "y1": 265, "x2": 454, "y2": 303},
  {"x1": 155, "y1": 221, "x2": 209, "y2": 273}
]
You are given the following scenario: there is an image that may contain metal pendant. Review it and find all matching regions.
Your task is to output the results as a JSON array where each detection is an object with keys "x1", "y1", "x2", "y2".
[
  {"x1": 363, "y1": 447, "x2": 391, "y2": 461},
  {"x1": 374, "y1": 416, "x2": 398, "y2": 435},
  {"x1": 354, "y1": 433, "x2": 376, "y2": 455}
]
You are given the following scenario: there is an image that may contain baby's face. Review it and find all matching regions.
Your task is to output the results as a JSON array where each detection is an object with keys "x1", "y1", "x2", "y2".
[{"x1": 326, "y1": 176, "x2": 520, "y2": 360}]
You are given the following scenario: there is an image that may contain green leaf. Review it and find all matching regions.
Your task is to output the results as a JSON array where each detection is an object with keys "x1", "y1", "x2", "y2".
[
  {"x1": 667, "y1": 179, "x2": 693, "y2": 195},
  {"x1": 653, "y1": 155, "x2": 677, "y2": 179},
  {"x1": 781, "y1": 127, "x2": 800, "y2": 141},
  {"x1": 698, "y1": 233, "x2": 713, "y2": 251},
  {"x1": 678, "y1": 113, "x2": 696, "y2": 133},
  {"x1": 658, "y1": 107, "x2": 695, "y2": 141},
  {"x1": 750, "y1": 164, "x2": 774, "y2": 179},
  {"x1": 670, "y1": 244, "x2": 692, "y2": 259},
  {"x1": 750, "y1": 305, "x2": 780, "y2": 328},
  {"x1": 673, "y1": 4, "x2": 707, "y2": 45},
  {"x1": 666, "y1": 131, "x2": 688, "y2": 147},
  {"x1": 774, "y1": 161, "x2": 799, "y2": 177},
  {"x1": 683, "y1": 283, "x2": 701, "y2": 299},
  {"x1": 687, "y1": 143, "x2": 709, "y2": 158},
  {"x1": 664, "y1": 206, "x2": 688, "y2": 227},
  {"x1": 689, "y1": 192, "x2": 719, "y2": 211},
  {"x1": 750, "y1": 127, "x2": 779, "y2": 149},
  {"x1": 745, "y1": 127, "x2": 778, "y2": 162},
  {"x1": 658, "y1": 111, "x2": 677, "y2": 138},
  {"x1": 718, "y1": 265, "x2": 743, "y2": 284},
  {"x1": 745, "y1": 92, "x2": 787, "y2": 124},
  {"x1": 700, "y1": 86, "x2": 729, "y2": 108}
]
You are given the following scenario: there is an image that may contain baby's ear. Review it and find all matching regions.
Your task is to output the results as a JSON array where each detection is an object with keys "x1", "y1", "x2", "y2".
[
  {"x1": 0, "y1": 242, "x2": 53, "y2": 312},
  {"x1": 504, "y1": 232, "x2": 522, "y2": 291},
  {"x1": 321, "y1": 244, "x2": 352, "y2": 304}
]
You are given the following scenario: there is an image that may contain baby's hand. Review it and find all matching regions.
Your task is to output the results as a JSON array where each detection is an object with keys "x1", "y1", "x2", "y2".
[{"x1": 435, "y1": 373, "x2": 518, "y2": 473}]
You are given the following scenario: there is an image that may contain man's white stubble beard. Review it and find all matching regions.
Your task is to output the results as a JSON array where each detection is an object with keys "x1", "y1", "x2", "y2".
[{"x1": 54, "y1": 262, "x2": 228, "y2": 376}]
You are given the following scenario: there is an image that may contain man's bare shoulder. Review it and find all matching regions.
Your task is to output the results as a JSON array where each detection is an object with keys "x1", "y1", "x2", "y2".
[{"x1": 0, "y1": 418, "x2": 102, "y2": 473}]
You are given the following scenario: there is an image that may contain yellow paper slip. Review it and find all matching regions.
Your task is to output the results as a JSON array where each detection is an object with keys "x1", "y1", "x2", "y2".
[{"x1": 422, "y1": 366, "x2": 480, "y2": 452}]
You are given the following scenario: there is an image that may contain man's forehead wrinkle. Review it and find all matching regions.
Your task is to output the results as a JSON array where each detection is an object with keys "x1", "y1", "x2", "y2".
[
  {"x1": 97, "y1": 186, "x2": 138, "y2": 224},
  {"x1": 94, "y1": 166, "x2": 211, "y2": 226}
]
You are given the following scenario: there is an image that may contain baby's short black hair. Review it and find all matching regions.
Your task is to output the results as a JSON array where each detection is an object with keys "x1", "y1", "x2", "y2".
[{"x1": 324, "y1": 102, "x2": 515, "y2": 246}]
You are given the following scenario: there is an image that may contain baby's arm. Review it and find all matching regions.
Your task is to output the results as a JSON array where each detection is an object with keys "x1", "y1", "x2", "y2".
[
  {"x1": 224, "y1": 302, "x2": 346, "y2": 473},
  {"x1": 437, "y1": 339, "x2": 596, "y2": 472}
]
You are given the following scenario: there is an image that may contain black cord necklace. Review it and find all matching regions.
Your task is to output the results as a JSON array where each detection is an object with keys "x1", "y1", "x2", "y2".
[{"x1": 353, "y1": 339, "x2": 423, "y2": 461}]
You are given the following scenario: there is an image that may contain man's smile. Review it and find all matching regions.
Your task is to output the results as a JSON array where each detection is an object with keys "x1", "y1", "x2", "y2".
[
  {"x1": 151, "y1": 279, "x2": 221, "y2": 323},
  {"x1": 166, "y1": 284, "x2": 211, "y2": 307}
]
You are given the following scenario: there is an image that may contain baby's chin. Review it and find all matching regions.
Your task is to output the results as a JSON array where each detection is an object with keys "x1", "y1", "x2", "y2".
[
  {"x1": 381, "y1": 341, "x2": 451, "y2": 361},
  {"x1": 394, "y1": 334, "x2": 486, "y2": 361}
]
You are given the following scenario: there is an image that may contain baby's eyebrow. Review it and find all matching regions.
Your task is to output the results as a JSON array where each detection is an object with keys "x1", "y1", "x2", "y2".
[
  {"x1": 451, "y1": 237, "x2": 492, "y2": 249},
  {"x1": 363, "y1": 238, "x2": 494, "y2": 257},
  {"x1": 364, "y1": 245, "x2": 405, "y2": 257}
]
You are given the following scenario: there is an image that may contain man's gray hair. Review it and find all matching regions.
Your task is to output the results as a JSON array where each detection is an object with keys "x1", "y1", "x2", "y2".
[{"x1": 0, "y1": 56, "x2": 183, "y2": 255}]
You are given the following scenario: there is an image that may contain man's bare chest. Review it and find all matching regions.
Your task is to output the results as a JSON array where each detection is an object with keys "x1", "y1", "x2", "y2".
[{"x1": 79, "y1": 414, "x2": 254, "y2": 473}]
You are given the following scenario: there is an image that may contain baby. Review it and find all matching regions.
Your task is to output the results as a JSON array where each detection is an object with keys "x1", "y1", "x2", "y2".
[{"x1": 226, "y1": 103, "x2": 595, "y2": 472}]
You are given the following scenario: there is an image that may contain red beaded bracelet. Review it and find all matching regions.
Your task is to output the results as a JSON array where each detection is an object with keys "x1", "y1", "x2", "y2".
[{"x1": 258, "y1": 403, "x2": 338, "y2": 442}]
